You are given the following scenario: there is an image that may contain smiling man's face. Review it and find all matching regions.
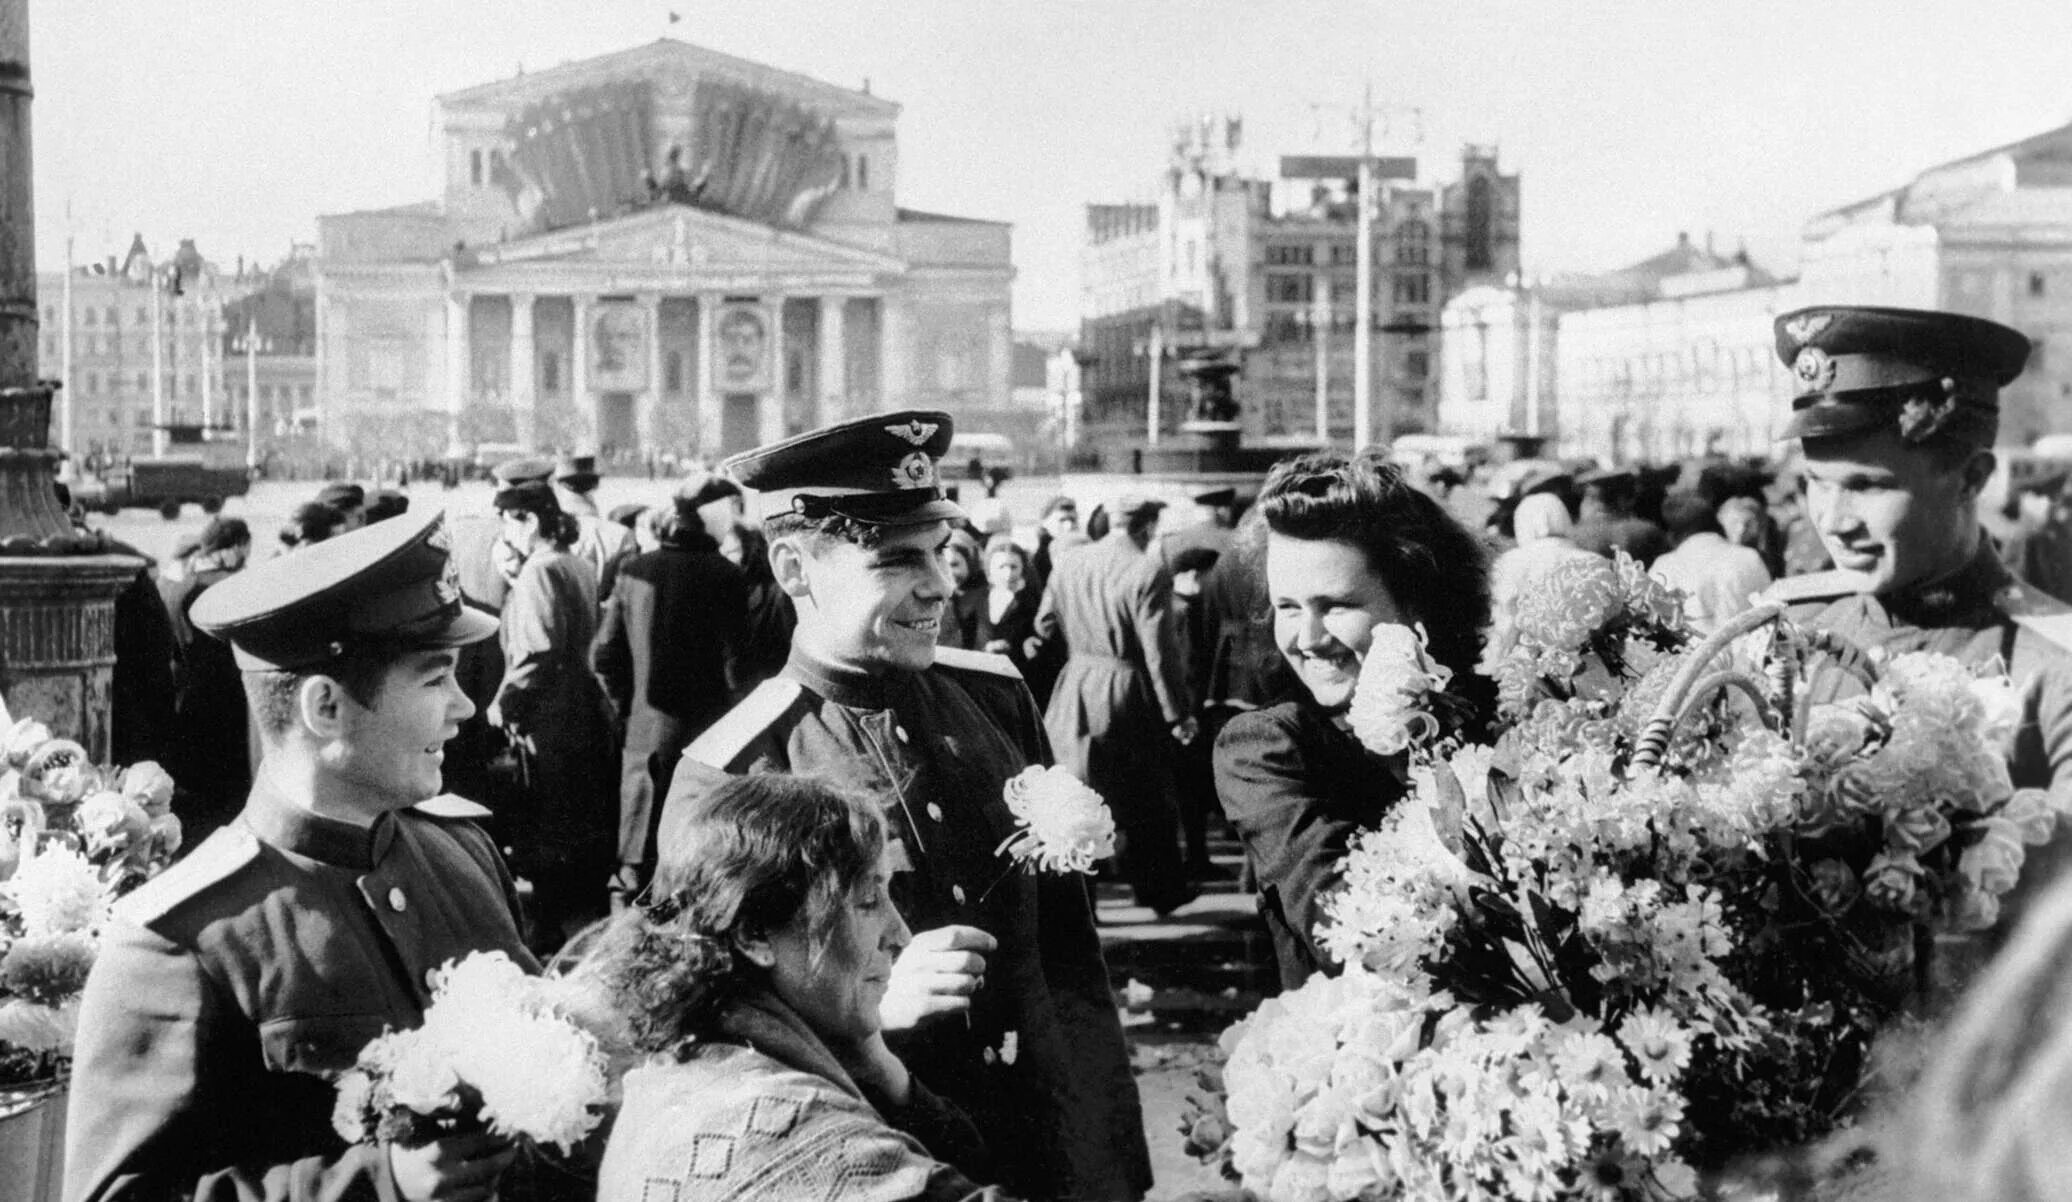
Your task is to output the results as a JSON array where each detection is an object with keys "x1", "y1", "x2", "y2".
[
  {"x1": 1800, "y1": 427, "x2": 1989, "y2": 596},
  {"x1": 787, "y1": 520, "x2": 956, "y2": 673}
]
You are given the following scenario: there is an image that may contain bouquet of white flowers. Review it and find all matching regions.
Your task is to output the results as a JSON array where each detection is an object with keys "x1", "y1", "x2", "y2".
[{"x1": 332, "y1": 951, "x2": 607, "y2": 1154}]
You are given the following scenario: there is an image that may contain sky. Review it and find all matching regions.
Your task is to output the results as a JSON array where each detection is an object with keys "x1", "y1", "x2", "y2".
[{"x1": 28, "y1": 0, "x2": 2072, "y2": 332}]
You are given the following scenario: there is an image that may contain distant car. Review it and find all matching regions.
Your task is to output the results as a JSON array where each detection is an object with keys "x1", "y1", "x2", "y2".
[{"x1": 89, "y1": 424, "x2": 252, "y2": 518}]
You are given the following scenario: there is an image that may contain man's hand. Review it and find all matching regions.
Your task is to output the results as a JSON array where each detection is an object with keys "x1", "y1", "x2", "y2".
[
  {"x1": 389, "y1": 1130, "x2": 517, "y2": 1202},
  {"x1": 879, "y1": 924, "x2": 997, "y2": 1033}
]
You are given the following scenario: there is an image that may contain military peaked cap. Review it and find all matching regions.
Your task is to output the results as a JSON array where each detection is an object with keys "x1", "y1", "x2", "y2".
[
  {"x1": 1775, "y1": 305, "x2": 2031, "y2": 445},
  {"x1": 724, "y1": 409, "x2": 965, "y2": 527},
  {"x1": 190, "y1": 510, "x2": 497, "y2": 670}
]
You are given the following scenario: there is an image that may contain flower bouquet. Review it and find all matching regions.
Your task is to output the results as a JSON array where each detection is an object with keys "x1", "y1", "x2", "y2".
[
  {"x1": 332, "y1": 950, "x2": 607, "y2": 1154},
  {"x1": 1198, "y1": 554, "x2": 2059, "y2": 1199},
  {"x1": 0, "y1": 714, "x2": 182, "y2": 1090}
]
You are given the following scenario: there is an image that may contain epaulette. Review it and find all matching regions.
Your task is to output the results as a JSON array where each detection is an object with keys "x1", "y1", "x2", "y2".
[
  {"x1": 113, "y1": 824, "x2": 262, "y2": 926},
  {"x1": 412, "y1": 794, "x2": 493, "y2": 821},
  {"x1": 930, "y1": 646, "x2": 1023, "y2": 680},
  {"x1": 687, "y1": 677, "x2": 804, "y2": 769},
  {"x1": 1762, "y1": 570, "x2": 1861, "y2": 606}
]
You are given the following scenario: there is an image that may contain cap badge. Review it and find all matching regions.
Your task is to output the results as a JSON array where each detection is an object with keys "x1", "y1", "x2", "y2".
[
  {"x1": 1784, "y1": 313, "x2": 1833, "y2": 346},
  {"x1": 892, "y1": 452, "x2": 936, "y2": 490},
  {"x1": 1793, "y1": 346, "x2": 1837, "y2": 393},
  {"x1": 885, "y1": 420, "x2": 940, "y2": 446},
  {"x1": 435, "y1": 559, "x2": 461, "y2": 607}
]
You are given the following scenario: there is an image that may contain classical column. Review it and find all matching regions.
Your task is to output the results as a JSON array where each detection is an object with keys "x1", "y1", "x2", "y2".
[
  {"x1": 817, "y1": 295, "x2": 846, "y2": 424},
  {"x1": 762, "y1": 294, "x2": 788, "y2": 444},
  {"x1": 880, "y1": 296, "x2": 908, "y2": 413},
  {"x1": 639, "y1": 291, "x2": 662, "y2": 456},
  {"x1": 509, "y1": 291, "x2": 537, "y2": 449},
  {"x1": 571, "y1": 292, "x2": 593, "y2": 445},
  {"x1": 444, "y1": 292, "x2": 470, "y2": 444},
  {"x1": 695, "y1": 292, "x2": 718, "y2": 460}
]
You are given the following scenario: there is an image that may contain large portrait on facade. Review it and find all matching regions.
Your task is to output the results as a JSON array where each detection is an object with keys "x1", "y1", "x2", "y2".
[
  {"x1": 591, "y1": 302, "x2": 648, "y2": 392},
  {"x1": 717, "y1": 303, "x2": 769, "y2": 391}
]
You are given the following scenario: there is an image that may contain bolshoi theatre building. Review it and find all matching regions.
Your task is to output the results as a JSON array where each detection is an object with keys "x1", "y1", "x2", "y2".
[{"x1": 314, "y1": 39, "x2": 1014, "y2": 463}]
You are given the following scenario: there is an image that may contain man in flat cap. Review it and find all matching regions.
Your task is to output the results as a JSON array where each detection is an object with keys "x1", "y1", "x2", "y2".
[
  {"x1": 1035, "y1": 494, "x2": 1197, "y2": 917},
  {"x1": 659, "y1": 412, "x2": 1150, "y2": 1202},
  {"x1": 1768, "y1": 304, "x2": 2072, "y2": 984},
  {"x1": 591, "y1": 473, "x2": 749, "y2": 907},
  {"x1": 1999, "y1": 466, "x2": 2072, "y2": 605},
  {"x1": 67, "y1": 511, "x2": 534, "y2": 1202}
]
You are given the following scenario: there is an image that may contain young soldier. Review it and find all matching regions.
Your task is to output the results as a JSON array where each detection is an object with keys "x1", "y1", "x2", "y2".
[
  {"x1": 1768, "y1": 305, "x2": 2072, "y2": 984},
  {"x1": 67, "y1": 511, "x2": 534, "y2": 1202},
  {"x1": 659, "y1": 411, "x2": 1151, "y2": 1201}
]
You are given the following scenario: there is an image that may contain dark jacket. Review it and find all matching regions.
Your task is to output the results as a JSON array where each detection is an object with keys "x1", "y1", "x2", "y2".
[
  {"x1": 659, "y1": 646, "x2": 1151, "y2": 1202},
  {"x1": 1214, "y1": 696, "x2": 1406, "y2": 990},
  {"x1": 157, "y1": 564, "x2": 252, "y2": 844},
  {"x1": 591, "y1": 529, "x2": 749, "y2": 749},
  {"x1": 66, "y1": 787, "x2": 536, "y2": 1202},
  {"x1": 1197, "y1": 552, "x2": 1299, "y2": 711}
]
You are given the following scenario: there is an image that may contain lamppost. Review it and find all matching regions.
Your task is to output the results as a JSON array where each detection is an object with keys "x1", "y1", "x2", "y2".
[{"x1": 233, "y1": 319, "x2": 268, "y2": 471}]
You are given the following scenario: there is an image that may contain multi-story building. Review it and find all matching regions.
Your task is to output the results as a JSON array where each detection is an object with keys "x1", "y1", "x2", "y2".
[
  {"x1": 37, "y1": 236, "x2": 247, "y2": 461},
  {"x1": 315, "y1": 39, "x2": 1015, "y2": 465},
  {"x1": 1078, "y1": 120, "x2": 1518, "y2": 457},
  {"x1": 219, "y1": 246, "x2": 320, "y2": 472}
]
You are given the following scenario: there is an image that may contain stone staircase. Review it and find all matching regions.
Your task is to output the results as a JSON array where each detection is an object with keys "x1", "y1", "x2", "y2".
[{"x1": 1095, "y1": 829, "x2": 1276, "y2": 1037}]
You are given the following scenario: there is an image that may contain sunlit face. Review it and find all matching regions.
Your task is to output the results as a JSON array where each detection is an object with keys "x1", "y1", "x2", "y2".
[
  {"x1": 791, "y1": 520, "x2": 956, "y2": 673},
  {"x1": 1800, "y1": 428, "x2": 1985, "y2": 596},
  {"x1": 1041, "y1": 506, "x2": 1078, "y2": 540},
  {"x1": 1265, "y1": 533, "x2": 1410, "y2": 712},
  {"x1": 328, "y1": 649, "x2": 474, "y2": 808},
  {"x1": 764, "y1": 846, "x2": 910, "y2": 1046},
  {"x1": 948, "y1": 548, "x2": 974, "y2": 589},
  {"x1": 986, "y1": 548, "x2": 1025, "y2": 593},
  {"x1": 497, "y1": 507, "x2": 542, "y2": 557}
]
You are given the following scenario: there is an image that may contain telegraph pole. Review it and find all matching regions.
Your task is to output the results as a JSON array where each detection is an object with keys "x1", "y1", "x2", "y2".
[
  {"x1": 242, "y1": 317, "x2": 261, "y2": 470},
  {"x1": 58, "y1": 216, "x2": 72, "y2": 472},
  {"x1": 1353, "y1": 81, "x2": 1375, "y2": 452},
  {"x1": 150, "y1": 259, "x2": 165, "y2": 458}
]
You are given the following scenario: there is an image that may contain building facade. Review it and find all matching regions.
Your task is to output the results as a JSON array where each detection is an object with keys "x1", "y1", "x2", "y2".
[
  {"x1": 315, "y1": 39, "x2": 1014, "y2": 464},
  {"x1": 1078, "y1": 120, "x2": 1518, "y2": 458}
]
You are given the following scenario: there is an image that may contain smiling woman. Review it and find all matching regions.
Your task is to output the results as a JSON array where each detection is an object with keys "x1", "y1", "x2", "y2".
[{"x1": 1213, "y1": 449, "x2": 1494, "y2": 989}]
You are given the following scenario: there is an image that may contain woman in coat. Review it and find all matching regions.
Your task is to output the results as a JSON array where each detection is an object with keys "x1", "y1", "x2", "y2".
[
  {"x1": 579, "y1": 773, "x2": 1009, "y2": 1202},
  {"x1": 1213, "y1": 449, "x2": 1493, "y2": 990}
]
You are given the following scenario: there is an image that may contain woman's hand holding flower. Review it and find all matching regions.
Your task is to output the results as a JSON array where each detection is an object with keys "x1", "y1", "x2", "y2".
[
  {"x1": 387, "y1": 1129, "x2": 518, "y2": 1202},
  {"x1": 878, "y1": 924, "x2": 994, "y2": 1032}
]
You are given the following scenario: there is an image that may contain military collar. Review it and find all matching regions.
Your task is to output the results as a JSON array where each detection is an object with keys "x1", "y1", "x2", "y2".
[
  {"x1": 1880, "y1": 539, "x2": 2011, "y2": 628},
  {"x1": 785, "y1": 645, "x2": 895, "y2": 710},
  {"x1": 237, "y1": 778, "x2": 396, "y2": 869}
]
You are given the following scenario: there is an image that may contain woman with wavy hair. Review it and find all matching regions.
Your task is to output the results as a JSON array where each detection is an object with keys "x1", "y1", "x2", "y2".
[
  {"x1": 578, "y1": 773, "x2": 1008, "y2": 1202},
  {"x1": 1213, "y1": 449, "x2": 1493, "y2": 990}
]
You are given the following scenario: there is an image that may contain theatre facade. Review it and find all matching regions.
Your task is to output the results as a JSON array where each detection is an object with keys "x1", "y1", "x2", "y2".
[{"x1": 314, "y1": 40, "x2": 1013, "y2": 463}]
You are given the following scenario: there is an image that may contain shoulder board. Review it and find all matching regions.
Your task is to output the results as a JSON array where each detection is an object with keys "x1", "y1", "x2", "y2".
[
  {"x1": 412, "y1": 794, "x2": 493, "y2": 821},
  {"x1": 687, "y1": 677, "x2": 805, "y2": 769},
  {"x1": 113, "y1": 824, "x2": 262, "y2": 927},
  {"x1": 1762, "y1": 570, "x2": 1861, "y2": 606},
  {"x1": 930, "y1": 646, "x2": 1024, "y2": 680}
]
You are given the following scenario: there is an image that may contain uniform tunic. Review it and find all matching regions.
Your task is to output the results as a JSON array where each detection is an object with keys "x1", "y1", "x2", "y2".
[
  {"x1": 1772, "y1": 542, "x2": 2072, "y2": 988},
  {"x1": 65, "y1": 785, "x2": 538, "y2": 1202},
  {"x1": 659, "y1": 645, "x2": 1151, "y2": 1202}
]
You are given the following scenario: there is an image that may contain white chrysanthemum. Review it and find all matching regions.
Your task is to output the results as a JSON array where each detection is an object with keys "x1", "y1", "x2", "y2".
[
  {"x1": 6, "y1": 847, "x2": 113, "y2": 937},
  {"x1": 0, "y1": 996, "x2": 79, "y2": 1052},
  {"x1": 384, "y1": 1029, "x2": 463, "y2": 1114},
  {"x1": 998, "y1": 765, "x2": 1116, "y2": 875},
  {"x1": 456, "y1": 1010, "x2": 606, "y2": 1152},
  {"x1": 1346, "y1": 623, "x2": 1451, "y2": 757},
  {"x1": 427, "y1": 950, "x2": 534, "y2": 1017}
]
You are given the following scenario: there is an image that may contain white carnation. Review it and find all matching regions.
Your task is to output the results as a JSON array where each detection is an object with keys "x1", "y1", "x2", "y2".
[
  {"x1": 998, "y1": 766, "x2": 1116, "y2": 875},
  {"x1": 5, "y1": 847, "x2": 113, "y2": 937}
]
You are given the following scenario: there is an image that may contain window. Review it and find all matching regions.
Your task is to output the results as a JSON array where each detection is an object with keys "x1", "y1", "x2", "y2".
[
  {"x1": 135, "y1": 372, "x2": 147, "y2": 392},
  {"x1": 1266, "y1": 273, "x2": 1313, "y2": 304},
  {"x1": 135, "y1": 307, "x2": 146, "y2": 325},
  {"x1": 665, "y1": 351, "x2": 684, "y2": 393},
  {"x1": 1404, "y1": 350, "x2": 1429, "y2": 379},
  {"x1": 82, "y1": 307, "x2": 96, "y2": 327},
  {"x1": 299, "y1": 385, "x2": 313, "y2": 405},
  {"x1": 2032, "y1": 272, "x2": 2048, "y2": 299},
  {"x1": 260, "y1": 385, "x2": 275, "y2": 404},
  {"x1": 1328, "y1": 243, "x2": 1358, "y2": 266},
  {"x1": 1465, "y1": 176, "x2": 1495, "y2": 271},
  {"x1": 182, "y1": 374, "x2": 195, "y2": 397},
  {"x1": 1393, "y1": 273, "x2": 1431, "y2": 305},
  {"x1": 857, "y1": 154, "x2": 870, "y2": 191},
  {"x1": 1395, "y1": 219, "x2": 1431, "y2": 266},
  {"x1": 1266, "y1": 244, "x2": 1314, "y2": 266},
  {"x1": 105, "y1": 306, "x2": 118, "y2": 326},
  {"x1": 469, "y1": 149, "x2": 484, "y2": 186},
  {"x1": 541, "y1": 351, "x2": 561, "y2": 393}
]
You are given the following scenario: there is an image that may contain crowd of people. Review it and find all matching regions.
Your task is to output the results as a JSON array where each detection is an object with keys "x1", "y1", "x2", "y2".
[{"x1": 48, "y1": 303, "x2": 2072, "y2": 1202}]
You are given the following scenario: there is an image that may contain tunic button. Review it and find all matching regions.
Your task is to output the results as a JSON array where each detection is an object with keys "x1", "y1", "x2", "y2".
[
  {"x1": 388, "y1": 887, "x2": 408, "y2": 912},
  {"x1": 425, "y1": 968, "x2": 440, "y2": 990},
  {"x1": 952, "y1": 884, "x2": 968, "y2": 905},
  {"x1": 927, "y1": 802, "x2": 944, "y2": 823},
  {"x1": 895, "y1": 725, "x2": 910, "y2": 743}
]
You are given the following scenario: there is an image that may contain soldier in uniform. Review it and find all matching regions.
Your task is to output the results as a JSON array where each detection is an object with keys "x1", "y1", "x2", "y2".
[
  {"x1": 1766, "y1": 305, "x2": 2072, "y2": 980},
  {"x1": 656, "y1": 411, "x2": 1151, "y2": 1202},
  {"x1": 66, "y1": 511, "x2": 536, "y2": 1202}
]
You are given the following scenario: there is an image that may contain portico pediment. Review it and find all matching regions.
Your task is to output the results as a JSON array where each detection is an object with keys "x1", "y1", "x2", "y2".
[{"x1": 463, "y1": 204, "x2": 903, "y2": 288}]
